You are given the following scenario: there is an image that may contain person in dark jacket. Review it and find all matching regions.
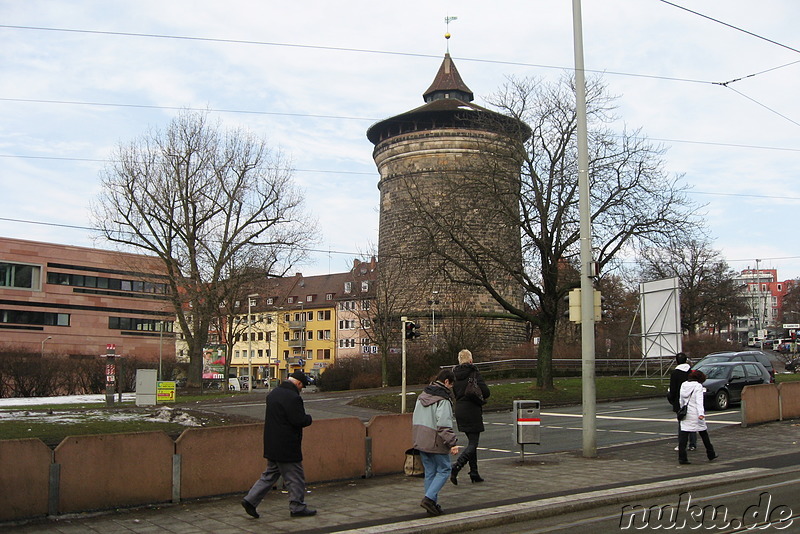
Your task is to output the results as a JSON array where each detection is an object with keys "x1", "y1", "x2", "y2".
[
  {"x1": 241, "y1": 370, "x2": 316, "y2": 519},
  {"x1": 667, "y1": 352, "x2": 696, "y2": 451},
  {"x1": 450, "y1": 349, "x2": 491, "y2": 485}
]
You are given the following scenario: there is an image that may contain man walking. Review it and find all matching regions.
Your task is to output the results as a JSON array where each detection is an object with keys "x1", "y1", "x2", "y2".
[
  {"x1": 412, "y1": 369, "x2": 460, "y2": 516},
  {"x1": 242, "y1": 370, "x2": 316, "y2": 518}
]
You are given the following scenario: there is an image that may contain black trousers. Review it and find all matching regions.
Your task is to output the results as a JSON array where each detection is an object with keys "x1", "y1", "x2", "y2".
[
  {"x1": 455, "y1": 431, "x2": 481, "y2": 473},
  {"x1": 678, "y1": 430, "x2": 715, "y2": 463}
]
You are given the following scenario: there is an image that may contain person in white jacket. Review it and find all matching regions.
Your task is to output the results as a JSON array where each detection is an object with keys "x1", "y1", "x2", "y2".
[{"x1": 678, "y1": 370, "x2": 718, "y2": 464}]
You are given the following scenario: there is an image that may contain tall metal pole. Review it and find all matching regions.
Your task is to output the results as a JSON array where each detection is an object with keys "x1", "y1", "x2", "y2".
[
  {"x1": 158, "y1": 322, "x2": 163, "y2": 381},
  {"x1": 247, "y1": 296, "x2": 254, "y2": 393},
  {"x1": 401, "y1": 316, "x2": 408, "y2": 414},
  {"x1": 572, "y1": 0, "x2": 597, "y2": 458}
]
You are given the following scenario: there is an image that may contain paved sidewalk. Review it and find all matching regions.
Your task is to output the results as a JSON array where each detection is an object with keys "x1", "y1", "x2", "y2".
[{"x1": 4, "y1": 419, "x2": 800, "y2": 533}]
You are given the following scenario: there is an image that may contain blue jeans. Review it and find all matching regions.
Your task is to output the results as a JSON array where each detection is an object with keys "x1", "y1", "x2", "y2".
[{"x1": 419, "y1": 451, "x2": 451, "y2": 502}]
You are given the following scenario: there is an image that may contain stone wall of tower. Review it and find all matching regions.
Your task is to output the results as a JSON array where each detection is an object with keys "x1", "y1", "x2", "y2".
[{"x1": 374, "y1": 128, "x2": 528, "y2": 352}]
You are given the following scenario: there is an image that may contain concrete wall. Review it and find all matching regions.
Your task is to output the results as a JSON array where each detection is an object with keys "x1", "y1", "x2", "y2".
[
  {"x1": 740, "y1": 384, "x2": 780, "y2": 425},
  {"x1": 176, "y1": 423, "x2": 264, "y2": 500},
  {"x1": 0, "y1": 413, "x2": 411, "y2": 522},
  {"x1": 366, "y1": 413, "x2": 413, "y2": 475},
  {"x1": 779, "y1": 382, "x2": 800, "y2": 419},
  {"x1": 55, "y1": 431, "x2": 174, "y2": 514},
  {"x1": 0, "y1": 439, "x2": 51, "y2": 521}
]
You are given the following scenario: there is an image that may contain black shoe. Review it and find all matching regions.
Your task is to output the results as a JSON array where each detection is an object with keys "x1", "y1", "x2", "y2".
[
  {"x1": 679, "y1": 460, "x2": 691, "y2": 465},
  {"x1": 420, "y1": 497, "x2": 441, "y2": 516},
  {"x1": 290, "y1": 507, "x2": 317, "y2": 517},
  {"x1": 241, "y1": 499, "x2": 259, "y2": 518},
  {"x1": 708, "y1": 454, "x2": 718, "y2": 461},
  {"x1": 469, "y1": 472, "x2": 484, "y2": 483},
  {"x1": 450, "y1": 471, "x2": 459, "y2": 485}
]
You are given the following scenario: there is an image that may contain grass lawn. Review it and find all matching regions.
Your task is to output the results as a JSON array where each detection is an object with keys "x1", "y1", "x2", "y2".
[
  {"x1": 348, "y1": 376, "x2": 670, "y2": 413},
  {"x1": 0, "y1": 391, "x2": 253, "y2": 446}
]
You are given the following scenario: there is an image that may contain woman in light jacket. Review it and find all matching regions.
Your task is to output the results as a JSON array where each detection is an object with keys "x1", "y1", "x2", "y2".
[
  {"x1": 451, "y1": 349, "x2": 491, "y2": 484},
  {"x1": 678, "y1": 370, "x2": 718, "y2": 464}
]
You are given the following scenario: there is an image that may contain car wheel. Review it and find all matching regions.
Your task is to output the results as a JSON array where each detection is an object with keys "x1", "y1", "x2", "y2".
[{"x1": 713, "y1": 390, "x2": 729, "y2": 410}]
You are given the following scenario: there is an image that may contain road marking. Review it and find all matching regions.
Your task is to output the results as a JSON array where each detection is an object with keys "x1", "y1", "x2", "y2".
[{"x1": 540, "y1": 412, "x2": 740, "y2": 425}]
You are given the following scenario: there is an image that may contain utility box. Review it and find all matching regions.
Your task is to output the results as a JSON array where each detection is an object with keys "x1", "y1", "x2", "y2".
[
  {"x1": 514, "y1": 400, "x2": 541, "y2": 445},
  {"x1": 135, "y1": 368, "x2": 157, "y2": 406}
]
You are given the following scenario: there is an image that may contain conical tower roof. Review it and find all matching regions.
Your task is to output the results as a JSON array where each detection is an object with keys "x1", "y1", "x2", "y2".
[
  {"x1": 422, "y1": 53, "x2": 474, "y2": 103},
  {"x1": 366, "y1": 53, "x2": 529, "y2": 146}
]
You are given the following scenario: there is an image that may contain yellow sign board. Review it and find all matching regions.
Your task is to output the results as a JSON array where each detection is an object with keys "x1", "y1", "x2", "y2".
[{"x1": 157, "y1": 381, "x2": 176, "y2": 403}]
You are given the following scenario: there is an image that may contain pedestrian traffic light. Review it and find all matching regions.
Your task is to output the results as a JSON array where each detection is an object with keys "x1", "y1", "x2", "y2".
[{"x1": 405, "y1": 321, "x2": 421, "y2": 340}]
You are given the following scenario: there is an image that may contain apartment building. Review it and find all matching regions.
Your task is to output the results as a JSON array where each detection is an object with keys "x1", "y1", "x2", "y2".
[
  {"x1": 0, "y1": 236, "x2": 175, "y2": 359},
  {"x1": 228, "y1": 259, "x2": 377, "y2": 382}
]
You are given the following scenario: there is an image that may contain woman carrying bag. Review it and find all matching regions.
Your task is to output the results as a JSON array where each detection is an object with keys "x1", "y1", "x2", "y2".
[
  {"x1": 451, "y1": 349, "x2": 491, "y2": 484},
  {"x1": 678, "y1": 370, "x2": 718, "y2": 465}
]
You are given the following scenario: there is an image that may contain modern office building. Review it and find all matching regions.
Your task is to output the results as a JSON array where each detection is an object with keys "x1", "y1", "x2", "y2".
[{"x1": 0, "y1": 236, "x2": 175, "y2": 359}]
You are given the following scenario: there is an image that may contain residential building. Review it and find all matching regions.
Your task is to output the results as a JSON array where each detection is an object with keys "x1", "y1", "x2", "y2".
[
  {"x1": 733, "y1": 267, "x2": 798, "y2": 342},
  {"x1": 227, "y1": 259, "x2": 377, "y2": 382},
  {"x1": 0, "y1": 236, "x2": 175, "y2": 359}
]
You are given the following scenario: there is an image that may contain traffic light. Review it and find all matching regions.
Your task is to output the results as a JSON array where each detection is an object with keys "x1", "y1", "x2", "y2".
[
  {"x1": 405, "y1": 321, "x2": 421, "y2": 340},
  {"x1": 564, "y1": 289, "x2": 602, "y2": 324}
]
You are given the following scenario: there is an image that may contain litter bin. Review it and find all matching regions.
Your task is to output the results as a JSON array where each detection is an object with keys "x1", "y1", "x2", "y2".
[{"x1": 513, "y1": 400, "x2": 540, "y2": 460}]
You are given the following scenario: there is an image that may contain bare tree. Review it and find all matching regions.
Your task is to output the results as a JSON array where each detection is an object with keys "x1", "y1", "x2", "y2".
[
  {"x1": 780, "y1": 280, "x2": 800, "y2": 325},
  {"x1": 639, "y1": 237, "x2": 748, "y2": 336},
  {"x1": 403, "y1": 75, "x2": 700, "y2": 389},
  {"x1": 92, "y1": 111, "x2": 316, "y2": 389}
]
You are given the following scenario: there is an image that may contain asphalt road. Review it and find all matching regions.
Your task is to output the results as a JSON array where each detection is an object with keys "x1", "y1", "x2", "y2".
[
  {"x1": 200, "y1": 384, "x2": 742, "y2": 457},
  {"x1": 467, "y1": 468, "x2": 800, "y2": 533}
]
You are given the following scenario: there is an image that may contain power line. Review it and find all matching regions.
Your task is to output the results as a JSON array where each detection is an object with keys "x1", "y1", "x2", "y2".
[{"x1": 657, "y1": 0, "x2": 800, "y2": 56}]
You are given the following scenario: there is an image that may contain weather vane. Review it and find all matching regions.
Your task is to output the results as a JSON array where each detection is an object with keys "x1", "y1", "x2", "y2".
[{"x1": 445, "y1": 15, "x2": 457, "y2": 51}]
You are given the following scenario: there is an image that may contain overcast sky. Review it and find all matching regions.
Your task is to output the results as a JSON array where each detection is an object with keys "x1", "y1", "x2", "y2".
[{"x1": 1, "y1": 1, "x2": 798, "y2": 281}]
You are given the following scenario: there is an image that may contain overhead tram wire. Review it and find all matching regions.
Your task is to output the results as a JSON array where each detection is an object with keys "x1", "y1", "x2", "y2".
[{"x1": 0, "y1": 216, "x2": 361, "y2": 258}]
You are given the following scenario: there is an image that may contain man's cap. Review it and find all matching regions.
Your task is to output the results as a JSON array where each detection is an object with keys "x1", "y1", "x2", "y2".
[{"x1": 289, "y1": 370, "x2": 311, "y2": 386}]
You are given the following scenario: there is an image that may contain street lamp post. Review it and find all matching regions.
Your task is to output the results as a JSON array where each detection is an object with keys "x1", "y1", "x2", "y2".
[
  {"x1": 428, "y1": 291, "x2": 439, "y2": 349},
  {"x1": 158, "y1": 321, "x2": 164, "y2": 381},
  {"x1": 41, "y1": 336, "x2": 52, "y2": 357},
  {"x1": 247, "y1": 294, "x2": 259, "y2": 393}
]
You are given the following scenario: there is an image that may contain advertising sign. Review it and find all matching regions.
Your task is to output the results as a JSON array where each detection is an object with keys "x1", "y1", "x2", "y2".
[{"x1": 157, "y1": 381, "x2": 176, "y2": 403}]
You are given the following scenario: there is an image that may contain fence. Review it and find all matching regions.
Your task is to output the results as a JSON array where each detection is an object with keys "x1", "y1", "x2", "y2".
[{"x1": 0, "y1": 413, "x2": 412, "y2": 522}]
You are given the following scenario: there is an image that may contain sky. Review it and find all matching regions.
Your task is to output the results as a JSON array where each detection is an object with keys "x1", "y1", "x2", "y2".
[{"x1": 1, "y1": 1, "x2": 798, "y2": 281}]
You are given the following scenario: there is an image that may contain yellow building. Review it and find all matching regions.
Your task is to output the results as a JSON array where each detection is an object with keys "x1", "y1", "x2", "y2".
[{"x1": 227, "y1": 260, "x2": 376, "y2": 383}]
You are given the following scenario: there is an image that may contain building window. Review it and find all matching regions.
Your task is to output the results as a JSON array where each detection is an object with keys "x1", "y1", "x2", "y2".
[
  {"x1": 306, "y1": 295, "x2": 314, "y2": 302},
  {"x1": 344, "y1": 281, "x2": 352, "y2": 293},
  {"x1": 326, "y1": 293, "x2": 334, "y2": 300},
  {"x1": 317, "y1": 310, "x2": 331, "y2": 321},
  {"x1": 361, "y1": 300, "x2": 371, "y2": 311},
  {"x1": 339, "y1": 319, "x2": 355, "y2": 329},
  {"x1": 1, "y1": 309, "x2": 69, "y2": 326},
  {"x1": 323, "y1": 330, "x2": 331, "y2": 340},
  {"x1": 1, "y1": 262, "x2": 42, "y2": 290},
  {"x1": 283, "y1": 332, "x2": 289, "y2": 341},
  {"x1": 317, "y1": 348, "x2": 331, "y2": 360},
  {"x1": 287, "y1": 296, "x2": 294, "y2": 303},
  {"x1": 361, "y1": 281, "x2": 369, "y2": 292},
  {"x1": 266, "y1": 297, "x2": 274, "y2": 305},
  {"x1": 308, "y1": 331, "x2": 314, "y2": 340}
]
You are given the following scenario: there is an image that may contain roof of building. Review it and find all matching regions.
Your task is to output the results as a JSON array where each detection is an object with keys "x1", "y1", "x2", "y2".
[
  {"x1": 422, "y1": 53, "x2": 474, "y2": 103},
  {"x1": 366, "y1": 54, "x2": 530, "y2": 146}
]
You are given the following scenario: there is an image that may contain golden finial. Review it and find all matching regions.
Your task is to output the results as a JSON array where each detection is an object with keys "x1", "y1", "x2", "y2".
[{"x1": 445, "y1": 16, "x2": 457, "y2": 52}]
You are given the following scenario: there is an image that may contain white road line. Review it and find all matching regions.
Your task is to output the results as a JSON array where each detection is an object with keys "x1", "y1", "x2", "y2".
[{"x1": 540, "y1": 412, "x2": 740, "y2": 424}]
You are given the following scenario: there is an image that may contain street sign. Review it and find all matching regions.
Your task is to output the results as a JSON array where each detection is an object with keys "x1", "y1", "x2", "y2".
[{"x1": 782, "y1": 324, "x2": 800, "y2": 329}]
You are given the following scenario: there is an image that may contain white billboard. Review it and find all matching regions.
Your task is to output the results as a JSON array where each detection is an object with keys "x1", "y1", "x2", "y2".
[{"x1": 639, "y1": 277, "x2": 682, "y2": 358}]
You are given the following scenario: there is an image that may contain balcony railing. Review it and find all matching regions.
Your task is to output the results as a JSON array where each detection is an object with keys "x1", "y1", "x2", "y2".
[
  {"x1": 288, "y1": 320, "x2": 306, "y2": 329},
  {"x1": 288, "y1": 339, "x2": 306, "y2": 348}
]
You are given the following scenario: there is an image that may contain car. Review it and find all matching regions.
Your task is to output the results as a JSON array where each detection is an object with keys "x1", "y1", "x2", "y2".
[
  {"x1": 695, "y1": 350, "x2": 775, "y2": 382},
  {"x1": 692, "y1": 361, "x2": 772, "y2": 410},
  {"x1": 785, "y1": 357, "x2": 800, "y2": 373}
]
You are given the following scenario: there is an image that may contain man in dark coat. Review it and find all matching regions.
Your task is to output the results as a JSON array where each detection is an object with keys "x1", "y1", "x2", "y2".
[
  {"x1": 450, "y1": 349, "x2": 491, "y2": 484},
  {"x1": 241, "y1": 370, "x2": 316, "y2": 518},
  {"x1": 668, "y1": 352, "x2": 696, "y2": 450}
]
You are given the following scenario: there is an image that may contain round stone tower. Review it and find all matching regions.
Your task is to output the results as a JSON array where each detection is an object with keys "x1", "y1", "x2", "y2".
[{"x1": 366, "y1": 53, "x2": 530, "y2": 353}]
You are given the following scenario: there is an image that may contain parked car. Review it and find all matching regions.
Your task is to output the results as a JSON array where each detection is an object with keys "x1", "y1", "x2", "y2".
[
  {"x1": 695, "y1": 350, "x2": 775, "y2": 382},
  {"x1": 785, "y1": 357, "x2": 800, "y2": 373},
  {"x1": 692, "y1": 361, "x2": 772, "y2": 410}
]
